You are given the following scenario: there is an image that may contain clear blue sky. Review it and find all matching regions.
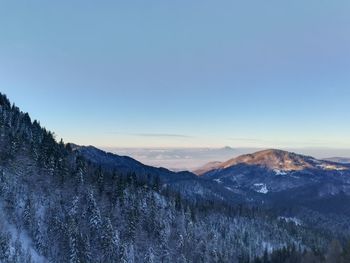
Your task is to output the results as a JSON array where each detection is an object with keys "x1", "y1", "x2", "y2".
[{"x1": 1, "y1": 0, "x2": 350, "y2": 148}]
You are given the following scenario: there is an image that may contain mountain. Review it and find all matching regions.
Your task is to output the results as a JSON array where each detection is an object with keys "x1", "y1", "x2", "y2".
[
  {"x1": 196, "y1": 149, "x2": 348, "y2": 176},
  {"x1": 196, "y1": 149, "x2": 350, "y2": 241},
  {"x1": 199, "y1": 149, "x2": 350, "y2": 198}
]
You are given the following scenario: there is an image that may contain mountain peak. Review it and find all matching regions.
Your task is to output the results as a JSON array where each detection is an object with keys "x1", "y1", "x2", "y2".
[{"x1": 195, "y1": 149, "x2": 337, "y2": 176}]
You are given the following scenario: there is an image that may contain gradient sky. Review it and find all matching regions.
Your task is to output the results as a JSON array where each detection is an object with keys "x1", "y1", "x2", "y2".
[{"x1": 1, "y1": 1, "x2": 350, "y2": 149}]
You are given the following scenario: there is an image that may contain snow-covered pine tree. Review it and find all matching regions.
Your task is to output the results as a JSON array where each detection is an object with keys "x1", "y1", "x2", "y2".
[
  {"x1": 101, "y1": 217, "x2": 117, "y2": 261},
  {"x1": 68, "y1": 218, "x2": 80, "y2": 263},
  {"x1": 87, "y1": 191, "x2": 102, "y2": 234},
  {"x1": 144, "y1": 247, "x2": 155, "y2": 263},
  {"x1": 0, "y1": 231, "x2": 11, "y2": 262}
]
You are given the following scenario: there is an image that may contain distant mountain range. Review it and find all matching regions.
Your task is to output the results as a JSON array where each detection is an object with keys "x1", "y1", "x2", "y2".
[{"x1": 323, "y1": 157, "x2": 350, "y2": 164}]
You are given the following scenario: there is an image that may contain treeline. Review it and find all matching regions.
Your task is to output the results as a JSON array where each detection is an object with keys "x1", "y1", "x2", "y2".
[{"x1": 251, "y1": 239, "x2": 350, "y2": 263}]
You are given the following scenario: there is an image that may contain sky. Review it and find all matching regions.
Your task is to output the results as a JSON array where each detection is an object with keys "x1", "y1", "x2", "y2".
[{"x1": 1, "y1": 1, "x2": 350, "y2": 151}]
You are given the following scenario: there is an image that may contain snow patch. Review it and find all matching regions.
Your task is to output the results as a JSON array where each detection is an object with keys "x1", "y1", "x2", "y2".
[
  {"x1": 253, "y1": 183, "x2": 269, "y2": 194},
  {"x1": 274, "y1": 169, "x2": 287, "y2": 175},
  {"x1": 262, "y1": 241, "x2": 274, "y2": 253},
  {"x1": 0, "y1": 202, "x2": 45, "y2": 263},
  {"x1": 224, "y1": 186, "x2": 234, "y2": 192},
  {"x1": 278, "y1": 217, "x2": 302, "y2": 226},
  {"x1": 214, "y1": 178, "x2": 222, "y2": 184}
]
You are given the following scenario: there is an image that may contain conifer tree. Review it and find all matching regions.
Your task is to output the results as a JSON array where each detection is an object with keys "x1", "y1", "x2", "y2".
[{"x1": 144, "y1": 247, "x2": 155, "y2": 263}]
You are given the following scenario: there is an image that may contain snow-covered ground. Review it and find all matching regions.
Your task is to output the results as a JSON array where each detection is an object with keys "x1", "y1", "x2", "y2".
[
  {"x1": 0, "y1": 202, "x2": 45, "y2": 263},
  {"x1": 274, "y1": 169, "x2": 288, "y2": 175}
]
